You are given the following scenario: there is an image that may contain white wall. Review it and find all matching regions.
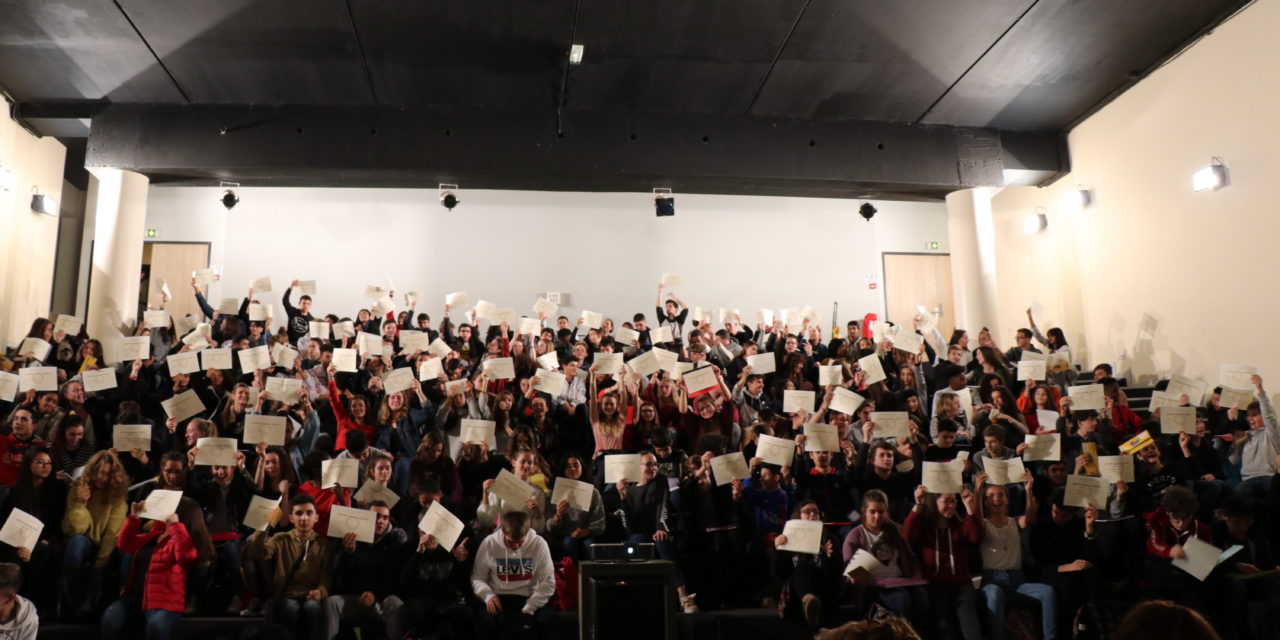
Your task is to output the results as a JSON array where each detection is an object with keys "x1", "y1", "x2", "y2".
[
  {"x1": 0, "y1": 111, "x2": 66, "y2": 346},
  {"x1": 146, "y1": 187, "x2": 947, "y2": 330},
  {"x1": 987, "y1": 1, "x2": 1280, "y2": 387}
]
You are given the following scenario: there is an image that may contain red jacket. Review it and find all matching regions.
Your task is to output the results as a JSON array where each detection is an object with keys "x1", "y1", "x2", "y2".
[
  {"x1": 117, "y1": 516, "x2": 198, "y2": 612},
  {"x1": 903, "y1": 509, "x2": 983, "y2": 585},
  {"x1": 329, "y1": 379, "x2": 376, "y2": 451},
  {"x1": 1144, "y1": 508, "x2": 1211, "y2": 559},
  {"x1": 297, "y1": 481, "x2": 351, "y2": 536}
]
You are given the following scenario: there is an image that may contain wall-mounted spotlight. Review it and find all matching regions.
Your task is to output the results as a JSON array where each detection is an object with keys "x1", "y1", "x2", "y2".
[
  {"x1": 1072, "y1": 185, "x2": 1094, "y2": 208},
  {"x1": 858, "y1": 201, "x2": 877, "y2": 222},
  {"x1": 569, "y1": 44, "x2": 585, "y2": 65},
  {"x1": 219, "y1": 181, "x2": 240, "y2": 210},
  {"x1": 1023, "y1": 206, "x2": 1048, "y2": 235},
  {"x1": 30, "y1": 186, "x2": 57, "y2": 216},
  {"x1": 1193, "y1": 157, "x2": 1229, "y2": 192},
  {"x1": 439, "y1": 184, "x2": 460, "y2": 210},
  {"x1": 653, "y1": 188, "x2": 674, "y2": 217}
]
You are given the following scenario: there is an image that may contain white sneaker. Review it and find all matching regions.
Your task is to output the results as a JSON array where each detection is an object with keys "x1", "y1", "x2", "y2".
[
  {"x1": 239, "y1": 598, "x2": 262, "y2": 617},
  {"x1": 680, "y1": 593, "x2": 699, "y2": 614}
]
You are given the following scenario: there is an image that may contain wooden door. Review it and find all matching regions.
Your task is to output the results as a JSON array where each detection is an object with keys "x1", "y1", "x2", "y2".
[
  {"x1": 145, "y1": 242, "x2": 210, "y2": 321},
  {"x1": 882, "y1": 253, "x2": 955, "y2": 339}
]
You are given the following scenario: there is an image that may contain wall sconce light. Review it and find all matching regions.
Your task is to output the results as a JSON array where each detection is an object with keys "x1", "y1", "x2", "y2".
[
  {"x1": 1023, "y1": 207, "x2": 1048, "y2": 235},
  {"x1": 1193, "y1": 157, "x2": 1229, "y2": 192},
  {"x1": 30, "y1": 187, "x2": 57, "y2": 216}
]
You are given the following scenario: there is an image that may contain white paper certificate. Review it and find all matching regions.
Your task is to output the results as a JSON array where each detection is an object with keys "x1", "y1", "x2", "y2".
[
  {"x1": 201, "y1": 348, "x2": 233, "y2": 370},
  {"x1": 1035, "y1": 410, "x2": 1060, "y2": 433},
  {"x1": 0, "y1": 373, "x2": 18, "y2": 403},
  {"x1": 1064, "y1": 475, "x2": 1109, "y2": 508},
  {"x1": 239, "y1": 345, "x2": 271, "y2": 371},
  {"x1": 1023, "y1": 433, "x2": 1061, "y2": 461},
  {"x1": 243, "y1": 495, "x2": 281, "y2": 532},
  {"x1": 858, "y1": 354, "x2": 886, "y2": 385},
  {"x1": 309, "y1": 321, "x2": 330, "y2": 340},
  {"x1": 113, "y1": 424, "x2": 152, "y2": 451},
  {"x1": 54, "y1": 315, "x2": 83, "y2": 336},
  {"x1": 82, "y1": 368, "x2": 118, "y2": 393},
  {"x1": 482, "y1": 357, "x2": 515, "y2": 380},
  {"x1": 818, "y1": 365, "x2": 843, "y2": 387},
  {"x1": 533, "y1": 297, "x2": 559, "y2": 317},
  {"x1": 140, "y1": 489, "x2": 183, "y2": 521},
  {"x1": 321, "y1": 458, "x2": 360, "y2": 488},
  {"x1": 0, "y1": 508, "x2": 44, "y2": 550},
  {"x1": 356, "y1": 332, "x2": 383, "y2": 357},
  {"x1": 491, "y1": 469, "x2": 538, "y2": 508},
  {"x1": 593, "y1": 352, "x2": 624, "y2": 376},
  {"x1": 328, "y1": 505, "x2": 376, "y2": 544},
  {"x1": 892, "y1": 329, "x2": 924, "y2": 355},
  {"x1": 870, "y1": 412, "x2": 911, "y2": 439},
  {"x1": 445, "y1": 291, "x2": 468, "y2": 308},
  {"x1": 417, "y1": 358, "x2": 444, "y2": 381},
  {"x1": 217, "y1": 298, "x2": 240, "y2": 315},
  {"x1": 381, "y1": 367, "x2": 414, "y2": 395},
  {"x1": 1173, "y1": 537, "x2": 1243, "y2": 582},
  {"x1": 1219, "y1": 364, "x2": 1257, "y2": 391},
  {"x1": 776, "y1": 519, "x2": 823, "y2": 555},
  {"x1": 614, "y1": 327, "x2": 640, "y2": 346},
  {"x1": 247, "y1": 304, "x2": 268, "y2": 322},
  {"x1": 275, "y1": 347, "x2": 299, "y2": 370},
  {"x1": 1166, "y1": 375, "x2": 1207, "y2": 406},
  {"x1": 533, "y1": 369, "x2": 566, "y2": 396},
  {"x1": 984, "y1": 457, "x2": 1027, "y2": 486},
  {"x1": 551, "y1": 477, "x2": 595, "y2": 512},
  {"x1": 783, "y1": 390, "x2": 816, "y2": 414},
  {"x1": 1219, "y1": 387, "x2": 1254, "y2": 410},
  {"x1": 332, "y1": 321, "x2": 357, "y2": 339},
  {"x1": 709, "y1": 452, "x2": 750, "y2": 486},
  {"x1": 144, "y1": 310, "x2": 170, "y2": 329},
  {"x1": 922, "y1": 462, "x2": 963, "y2": 494},
  {"x1": 650, "y1": 326, "x2": 673, "y2": 344},
  {"x1": 167, "y1": 351, "x2": 201, "y2": 376},
  {"x1": 17, "y1": 367, "x2": 55, "y2": 392},
  {"x1": 830, "y1": 388, "x2": 866, "y2": 415},
  {"x1": 1067, "y1": 385, "x2": 1105, "y2": 411},
  {"x1": 1161, "y1": 406, "x2": 1197, "y2": 434},
  {"x1": 265, "y1": 376, "x2": 303, "y2": 403},
  {"x1": 418, "y1": 501, "x2": 465, "y2": 551},
  {"x1": 252, "y1": 276, "x2": 273, "y2": 292},
  {"x1": 1097, "y1": 455, "x2": 1135, "y2": 483},
  {"x1": 460, "y1": 419, "x2": 496, "y2": 446},
  {"x1": 803, "y1": 424, "x2": 840, "y2": 452},
  {"x1": 683, "y1": 366, "x2": 719, "y2": 394},
  {"x1": 162, "y1": 389, "x2": 206, "y2": 422},
  {"x1": 756, "y1": 434, "x2": 796, "y2": 467},
  {"x1": 745, "y1": 352, "x2": 775, "y2": 375},
  {"x1": 194, "y1": 437, "x2": 237, "y2": 466},
  {"x1": 353, "y1": 481, "x2": 401, "y2": 508},
  {"x1": 603, "y1": 454, "x2": 643, "y2": 483},
  {"x1": 118, "y1": 336, "x2": 151, "y2": 361},
  {"x1": 244, "y1": 414, "x2": 287, "y2": 446},
  {"x1": 1017, "y1": 360, "x2": 1047, "y2": 381},
  {"x1": 333, "y1": 348, "x2": 359, "y2": 373}
]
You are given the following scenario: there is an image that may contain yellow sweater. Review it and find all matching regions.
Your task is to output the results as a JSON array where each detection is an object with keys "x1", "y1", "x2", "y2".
[{"x1": 62, "y1": 490, "x2": 127, "y2": 567}]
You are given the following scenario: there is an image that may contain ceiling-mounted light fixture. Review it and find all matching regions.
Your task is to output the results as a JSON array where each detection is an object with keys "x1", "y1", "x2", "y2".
[
  {"x1": 219, "y1": 181, "x2": 240, "y2": 210},
  {"x1": 569, "y1": 44, "x2": 585, "y2": 65},
  {"x1": 1193, "y1": 157, "x2": 1229, "y2": 192},
  {"x1": 653, "y1": 188, "x2": 674, "y2": 217},
  {"x1": 1023, "y1": 206, "x2": 1048, "y2": 235},
  {"x1": 858, "y1": 201, "x2": 877, "y2": 222},
  {"x1": 439, "y1": 184, "x2": 460, "y2": 210},
  {"x1": 30, "y1": 186, "x2": 57, "y2": 216}
]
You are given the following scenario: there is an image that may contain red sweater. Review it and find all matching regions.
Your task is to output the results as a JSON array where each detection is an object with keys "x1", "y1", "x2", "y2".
[
  {"x1": 1145, "y1": 508, "x2": 1211, "y2": 559},
  {"x1": 0, "y1": 435, "x2": 47, "y2": 486},
  {"x1": 903, "y1": 509, "x2": 983, "y2": 585},
  {"x1": 328, "y1": 379, "x2": 376, "y2": 451},
  {"x1": 117, "y1": 516, "x2": 198, "y2": 612}
]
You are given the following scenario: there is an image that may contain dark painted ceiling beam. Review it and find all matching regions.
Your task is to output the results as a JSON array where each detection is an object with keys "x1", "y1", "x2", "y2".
[{"x1": 85, "y1": 104, "x2": 1065, "y2": 200}]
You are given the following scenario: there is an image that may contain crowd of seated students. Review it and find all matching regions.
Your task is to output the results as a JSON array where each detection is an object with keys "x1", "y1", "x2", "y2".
[{"x1": 0, "y1": 276, "x2": 1277, "y2": 640}]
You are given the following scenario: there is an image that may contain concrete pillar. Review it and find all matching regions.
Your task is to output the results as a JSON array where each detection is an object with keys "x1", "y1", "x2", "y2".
[
  {"x1": 945, "y1": 188, "x2": 1000, "y2": 340},
  {"x1": 85, "y1": 168, "x2": 149, "y2": 364}
]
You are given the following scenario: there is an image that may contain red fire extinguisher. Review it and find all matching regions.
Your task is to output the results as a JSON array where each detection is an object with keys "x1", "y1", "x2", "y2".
[{"x1": 862, "y1": 313, "x2": 877, "y2": 340}]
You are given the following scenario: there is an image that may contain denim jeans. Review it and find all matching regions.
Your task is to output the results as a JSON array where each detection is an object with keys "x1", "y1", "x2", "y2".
[
  {"x1": 475, "y1": 594, "x2": 558, "y2": 640},
  {"x1": 101, "y1": 596, "x2": 183, "y2": 640},
  {"x1": 980, "y1": 569, "x2": 1057, "y2": 640},
  {"x1": 1236, "y1": 476, "x2": 1271, "y2": 501},
  {"x1": 275, "y1": 598, "x2": 325, "y2": 640},
  {"x1": 876, "y1": 586, "x2": 930, "y2": 633},
  {"x1": 62, "y1": 534, "x2": 96, "y2": 570}
]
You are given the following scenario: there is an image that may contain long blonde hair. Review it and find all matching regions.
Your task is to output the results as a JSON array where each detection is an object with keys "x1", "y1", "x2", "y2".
[{"x1": 75, "y1": 450, "x2": 130, "y2": 503}]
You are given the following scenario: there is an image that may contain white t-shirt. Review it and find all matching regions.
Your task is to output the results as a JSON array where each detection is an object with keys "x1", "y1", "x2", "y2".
[{"x1": 980, "y1": 518, "x2": 1021, "y2": 571}]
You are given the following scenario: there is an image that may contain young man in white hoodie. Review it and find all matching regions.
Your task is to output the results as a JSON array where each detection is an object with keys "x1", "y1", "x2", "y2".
[
  {"x1": 0, "y1": 563, "x2": 38, "y2": 640},
  {"x1": 470, "y1": 511, "x2": 558, "y2": 640}
]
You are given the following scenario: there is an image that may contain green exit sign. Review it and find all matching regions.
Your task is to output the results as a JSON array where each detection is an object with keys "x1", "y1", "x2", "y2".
[
  {"x1": 927, "y1": 241, "x2": 940, "y2": 250},
  {"x1": 146, "y1": 229, "x2": 158, "y2": 238}
]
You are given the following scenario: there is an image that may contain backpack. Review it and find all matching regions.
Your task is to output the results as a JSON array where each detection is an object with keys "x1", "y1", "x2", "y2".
[
  {"x1": 553, "y1": 556, "x2": 579, "y2": 610},
  {"x1": 1073, "y1": 601, "x2": 1116, "y2": 640}
]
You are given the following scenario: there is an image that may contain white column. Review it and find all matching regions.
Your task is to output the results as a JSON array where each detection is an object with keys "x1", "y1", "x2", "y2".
[
  {"x1": 85, "y1": 168, "x2": 150, "y2": 363},
  {"x1": 945, "y1": 188, "x2": 1000, "y2": 339}
]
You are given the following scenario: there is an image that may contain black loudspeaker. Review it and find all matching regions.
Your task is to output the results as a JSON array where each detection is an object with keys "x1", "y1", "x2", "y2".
[
  {"x1": 655, "y1": 197, "x2": 675, "y2": 217},
  {"x1": 580, "y1": 560, "x2": 678, "y2": 640}
]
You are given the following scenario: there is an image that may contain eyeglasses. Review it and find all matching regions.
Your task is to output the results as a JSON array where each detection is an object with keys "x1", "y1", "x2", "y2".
[{"x1": 31, "y1": 460, "x2": 53, "y2": 466}]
